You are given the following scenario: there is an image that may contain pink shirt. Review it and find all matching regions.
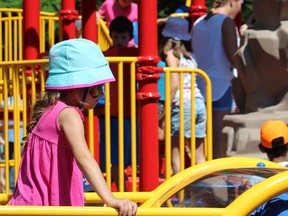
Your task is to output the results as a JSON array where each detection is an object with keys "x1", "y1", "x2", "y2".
[
  {"x1": 9, "y1": 101, "x2": 85, "y2": 206},
  {"x1": 98, "y1": 0, "x2": 138, "y2": 27}
]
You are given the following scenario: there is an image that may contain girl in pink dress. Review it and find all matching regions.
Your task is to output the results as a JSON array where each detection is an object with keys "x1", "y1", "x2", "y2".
[{"x1": 8, "y1": 38, "x2": 138, "y2": 215}]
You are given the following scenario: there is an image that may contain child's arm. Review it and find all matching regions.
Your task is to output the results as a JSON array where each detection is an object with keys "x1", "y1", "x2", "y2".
[
  {"x1": 166, "y1": 49, "x2": 180, "y2": 103},
  {"x1": 59, "y1": 108, "x2": 137, "y2": 216}
]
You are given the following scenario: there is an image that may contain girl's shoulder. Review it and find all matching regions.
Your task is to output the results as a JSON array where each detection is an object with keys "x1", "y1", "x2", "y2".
[
  {"x1": 180, "y1": 53, "x2": 197, "y2": 68},
  {"x1": 55, "y1": 101, "x2": 84, "y2": 121},
  {"x1": 166, "y1": 49, "x2": 180, "y2": 60}
]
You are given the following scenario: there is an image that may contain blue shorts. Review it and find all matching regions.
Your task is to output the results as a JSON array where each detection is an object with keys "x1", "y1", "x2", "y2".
[
  {"x1": 213, "y1": 86, "x2": 236, "y2": 111},
  {"x1": 171, "y1": 97, "x2": 206, "y2": 138}
]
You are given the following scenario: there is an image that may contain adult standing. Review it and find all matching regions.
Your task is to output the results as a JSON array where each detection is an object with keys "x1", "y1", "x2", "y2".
[{"x1": 191, "y1": 0, "x2": 242, "y2": 159}]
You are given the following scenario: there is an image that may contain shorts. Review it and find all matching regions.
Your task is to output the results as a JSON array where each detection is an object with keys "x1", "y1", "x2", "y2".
[
  {"x1": 171, "y1": 97, "x2": 206, "y2": 138},
  {"x1": 213, "y1": 86, "x2": 236, "y2": 112}
]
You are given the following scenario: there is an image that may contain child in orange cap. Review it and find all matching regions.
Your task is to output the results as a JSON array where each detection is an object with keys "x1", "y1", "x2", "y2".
[
  {"x1": 258, "y1": 120, "x2": 288, "y2": 167},
  {"x1": 250, "y1": 121, "x2": 288, "y2": 216}
]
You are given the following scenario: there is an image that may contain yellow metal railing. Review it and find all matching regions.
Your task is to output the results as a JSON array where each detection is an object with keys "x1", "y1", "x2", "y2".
[
  {"x1": 101, "y1": 57, "x2": 138, "y2": 192},
  {"x1": 0, "y1": 58, "x2": 213, "y2": 205},
  {"x1": 141, "y1": 157, "x2": 283, "y2": 208},
  {"x1": 98, "y1": 18, "x2": 113, "y2": 51},
  {"x1": 0, "y1": 205, "x2": 226, "y2": 216},
  {"x1": 1, "y1": 157, "x2": 287, "y2": 215},
  {"x1": 163, "y1": 67, "x2": 212, "y2": 180},
  {"x1": 0, "y1": 8, "x2": 23, "y2": 61},
  {"x1": 0, "y1": 8, "x2": 112, "y2": 62},
  {"x1": 0, "y1": 58, "x2": 141, "y2": 202},
  {"x1": 0, "y1": 9, "x2": 60, "y2": 61},
  {"x1": 0, "y1": 60, "x2": 47, "y2": 202},
  {"x1": 39, "y1": 11, "x2": 59, "y2": 54}
]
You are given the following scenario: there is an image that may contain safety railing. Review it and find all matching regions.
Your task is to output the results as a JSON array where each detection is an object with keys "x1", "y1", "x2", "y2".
[
  {"x1": 98, "y1": 18, "x2": 113, "y2": 51},
  {"x1": 0, "y1": 9, "x2": 59, "y2": 61},
  {"x1": 0, "y1": 8, "x2": 23, "y2": 61},
  {"x1": 0, "y1": 57, "x2": 212, "y2": 205},
  {"x1": 2, "y1": 157, "x2": 287, "y2": 216},
  {"x1": 0, "y1": 205, "x2": 226, "y2": 216},
  {"x1": 0, "y1": 59, "x2": 47, "y2": 203},
  {"x1": 0, "y1": 8, "x2": 112, "y2": 62},
  {"x1": 39, "y1": 11, "x2": 59, "y2": 54},
  {"x1": 162, "y1": 67, "x2": 213, "y2": 207},
  {"x1": 98, "y1": 57, "x2": 138, "y2": 193},
  {"x1": 162, "y1": 67, "x2": 212, "y2": 183}
]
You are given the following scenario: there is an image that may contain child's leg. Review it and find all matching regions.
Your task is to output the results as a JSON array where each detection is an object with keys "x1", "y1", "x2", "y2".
[
  {"x1": 194, "y1": 97, "x2": 207, "y2": 163},
  {"x1": 171, "y1": 136, "x2": 180, "y2": 175},
  {"x1": 196, "y1": 138, "x2": 206, "y2": 163},
  {"x1": 0, "y1": 169, "x2": 5, "y2": 193},
  {"x1": 0, "y1": 135, "x2": 5, "y2": 193},
  {"x1": 184, "y1": 138, "x2": 206, "y2": 164}
]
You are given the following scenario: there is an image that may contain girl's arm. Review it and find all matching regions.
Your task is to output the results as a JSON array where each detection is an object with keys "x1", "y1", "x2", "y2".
[
  {"x1": 166, "y1": 49, "x2": 180, "y2": 103},
  {"x1": 59, "y1": 108, "x2": 137, "y2": 216}
]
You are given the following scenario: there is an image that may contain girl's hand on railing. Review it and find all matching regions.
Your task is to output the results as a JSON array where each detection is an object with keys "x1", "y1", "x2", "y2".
[{"x1": 108, "y1": 198, "x2": 138, "y2": 216}]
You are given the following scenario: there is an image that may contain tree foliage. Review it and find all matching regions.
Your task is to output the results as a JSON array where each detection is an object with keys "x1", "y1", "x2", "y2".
[
  {"x1": 0, "y1": 0, "x2": 252, "y2": 25},
  {"x1": 0, "y1": 0, "x2": 22, "y2": 9},
  {"x1": 157, "y1": 0, "x2": 252, "y2": 24}
]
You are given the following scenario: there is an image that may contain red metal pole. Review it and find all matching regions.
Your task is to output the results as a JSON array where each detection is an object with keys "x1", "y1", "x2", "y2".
[
  {"x1": 23, "y1": 0, "x2": 40, "y2": 122},
  {"x1": 81, "y1": 0, "x2": 98, "y2": 42},
  {"x1": 60, "y1": 0, "x2": 78, "y2": 40},
  {"x1": 23, "y1": 0, "x2": 40, "y2": 60},
  {"x1": 138, "y1": 0, "x2": 159, "y2": 191},
  {"x1": 81, "y1": 0, "x2": 100, "y2": 163},
  {"x1": 190, "y1": 0, "x2": 207, "y2": 25}
]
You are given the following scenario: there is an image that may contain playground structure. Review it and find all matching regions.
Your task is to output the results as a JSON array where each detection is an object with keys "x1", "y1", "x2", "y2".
[
  {"x1": 0, "y1": 51, "x2": 213, "y2": 200},
  {"x1": 1, "y1": 157, "x2": 288, "y2": 215},
  {"x1": 0, "y1": 0, "x2": 213, "y2": 203},
  {"x1": 1, "y1": 0, "x2": 288, "y2": 215}
]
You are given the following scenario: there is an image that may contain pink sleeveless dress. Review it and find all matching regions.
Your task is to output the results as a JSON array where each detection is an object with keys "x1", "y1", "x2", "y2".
[{"x1": 9, "y1": 100, "x2": 85, "y2": 206}]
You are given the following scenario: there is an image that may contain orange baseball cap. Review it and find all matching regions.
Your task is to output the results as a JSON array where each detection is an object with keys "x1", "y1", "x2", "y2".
[{"x1": 260, "y1": 120, "x2": 288, "y2": 149}]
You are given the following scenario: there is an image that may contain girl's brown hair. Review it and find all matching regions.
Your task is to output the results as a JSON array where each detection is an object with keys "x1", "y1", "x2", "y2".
[
  {"x1": 213, "y1": 0, "x2": 229, "y2": 8},
  {"x1": 23, "y1": 90, "x2": 61, "y2": 142},
  {"x1": 159, "y1": 37, "x2": 191, "y2": 61},
  {"x1": 23, "y1": 88, "x2": 87, "y2": 142}
]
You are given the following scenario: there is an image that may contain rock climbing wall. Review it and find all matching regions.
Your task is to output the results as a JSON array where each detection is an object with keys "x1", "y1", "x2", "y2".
[
  {"x1": 233, "y1": 0, "x2": 288, "y2": 113},
  {"x1": 223, "y1": 0, "x2": 288, "y2": 158}
]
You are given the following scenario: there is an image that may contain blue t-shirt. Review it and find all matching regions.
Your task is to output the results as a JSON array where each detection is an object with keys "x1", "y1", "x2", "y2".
[{"x1": 250, "y1": 193, "x2": 288, "y2": 216}]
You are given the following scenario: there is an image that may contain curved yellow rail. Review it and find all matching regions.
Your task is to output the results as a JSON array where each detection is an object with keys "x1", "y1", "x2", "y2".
[
  {"x1": 141, "y1": 157, "x2": 285, "y2": 207},
  {"x1": 223, "y1": 169, "x2": 288, "y2": 216}
]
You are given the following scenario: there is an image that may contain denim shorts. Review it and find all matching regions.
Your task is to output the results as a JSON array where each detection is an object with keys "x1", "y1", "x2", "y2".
[
  {"x1": 213, "y1": 86, "x2": 236, "y2": 111},
  {"x1": 171, "y1": 97, "x2": 206, "y2": 138}
]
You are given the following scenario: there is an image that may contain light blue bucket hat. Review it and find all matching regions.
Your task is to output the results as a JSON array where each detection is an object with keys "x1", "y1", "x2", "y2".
[{"x1": 45, "y1": 38, "x2": 115, "y2": 90}]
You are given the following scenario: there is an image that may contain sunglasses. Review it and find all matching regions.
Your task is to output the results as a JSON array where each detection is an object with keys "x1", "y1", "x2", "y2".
[{"x1": 89, "y1": 85, "x2": 104, "y2": 99}]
